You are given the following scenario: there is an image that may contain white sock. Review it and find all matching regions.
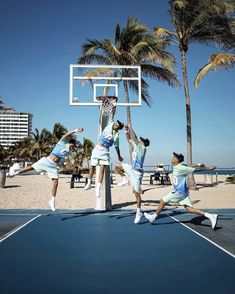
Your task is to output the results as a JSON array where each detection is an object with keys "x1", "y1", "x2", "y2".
[
  {"x1": 137, "y1": 208, "x2": 141, "y2": 214},
  {"x1": 50, "y1": 197, "x2": 55, "y2": 203},
  {"x1": 87, "y1": 178, "x2": 91, "y2": 185},
  {"x1": 97, "y1": 183, "x2": 101, "y2": 190},
  {"x1": 14, "y1": 171, "x2": 19, "y2": 175},
  {"x1": 205, "y1": 212, "x2": 211, "y2": 219},
  {"x1": 154, "y1": 212, "x2": 158, "y2": 218}
]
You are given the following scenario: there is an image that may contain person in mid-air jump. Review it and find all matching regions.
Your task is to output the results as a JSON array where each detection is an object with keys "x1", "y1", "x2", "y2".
[
  {"x1": 116, "y1": 123, "x2": 150, "y2": 224},
  {"x1": 7, "y1": 128, "x2": 84, "y2": 211}
]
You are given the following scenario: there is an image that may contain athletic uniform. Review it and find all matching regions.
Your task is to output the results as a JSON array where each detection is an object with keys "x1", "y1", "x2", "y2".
[
  {"x1": 163, "y1": 163, "x2": 195, "y2": 206},
  {"x1": 91, "y1": 120, "x2": 119, "y2": 166},
  {"x1": 32, "y1": 137, "x2": 70, "y2": 179},
  {"x1": 122, "y1": 141, "x2": 146, "y2": 193}
]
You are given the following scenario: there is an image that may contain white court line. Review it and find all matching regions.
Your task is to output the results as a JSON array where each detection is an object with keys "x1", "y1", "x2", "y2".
[
  {"x1": 169, "y1": 215, "x2": 235, "y2": 259},
  {"x1": 0, "y1": 214, "x2": 40, "y2": 216},
  {"x1": 0, "y1": 214, "x2": 41, "y2": 244}
]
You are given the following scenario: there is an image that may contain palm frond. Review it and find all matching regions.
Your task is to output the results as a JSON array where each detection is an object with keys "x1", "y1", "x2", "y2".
[
  {"x1": 82, "y1": 39, "x2": 104, "y2": 55},
  {"x1": 194, "y1": 53, "x2": 235, "y2": 88},
  {"x1": 172, "y1": 0, "x2": 187, "y2": 9},
  {"x1": 153, "y1": 27, "x2": 177, "y2": 38},
  {"x1": 78, "y1": 54, "x2": 109, "y2": 65},
  {"x1": 103, "y1": 39, "x2": 121, "y2": 58},
  {"x1": 141, "y1": 64, "x2": 180, "y2": 88}
]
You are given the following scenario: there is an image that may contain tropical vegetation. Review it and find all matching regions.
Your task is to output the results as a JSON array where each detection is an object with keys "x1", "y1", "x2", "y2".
[
  {"x1": 78, "y1": 16, "x2": 180, "y2": 160},
  {"x1": 153, "y1": 0, "x2": 235, "y2": 188},
  {"x1": 0, "y1": 123, "x2": 94, "y2": 173}
]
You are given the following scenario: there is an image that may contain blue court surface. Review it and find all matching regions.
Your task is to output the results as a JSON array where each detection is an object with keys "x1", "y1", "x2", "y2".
[{"x1": 0, "y1": 208, "x2": 235, "y2": 294}]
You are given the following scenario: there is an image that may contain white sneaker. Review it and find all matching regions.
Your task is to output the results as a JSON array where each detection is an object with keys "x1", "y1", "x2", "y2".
[
  {"x1": 134, "y1": 212, "x2": 143, "y2": 224},
  {"x1": 83, "y1": 183, "x2": 91, "y2": 190},
  {"x1": 210, "y1": 214, "x2": 218, "y2": 230},
  {"x1": 96, "y1": 187, "x2": 101, "y2": 198},
  {"x1": 49, "y1": 199, "x2": 56, "y2": 212},
  {"x1": 6, "y1": 172, "x2": 16, "y2": 178},
  {"x1": 117, "y1": 178, "x2": 129, "y2": 187},
  {"x1": 144, "y1": 212, "x2": 156, "y2": 223}
]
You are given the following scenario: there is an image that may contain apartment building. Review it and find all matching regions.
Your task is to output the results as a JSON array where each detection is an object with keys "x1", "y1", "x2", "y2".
[{"x1": 0, "y1": 105, "x2": 33, "y2": 147}]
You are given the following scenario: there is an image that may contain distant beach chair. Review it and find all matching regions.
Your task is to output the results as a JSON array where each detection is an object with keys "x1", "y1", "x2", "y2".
[{"x1": 70, "y1": 167, "x2": 85, "y2": 188}]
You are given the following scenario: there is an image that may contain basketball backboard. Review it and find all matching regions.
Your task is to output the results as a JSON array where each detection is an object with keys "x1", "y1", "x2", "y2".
[{"x1": 69, "y1": 64, "x2": 141, "y2": 106}]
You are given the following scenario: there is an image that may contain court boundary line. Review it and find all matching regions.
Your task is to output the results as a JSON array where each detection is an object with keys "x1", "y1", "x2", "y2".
[
  {"x1": 169, "y1": 215, "x2": 235, "y2": 259},
  {"x1": 0, "y1": 214, "x2": 41, "y2": 244},
  {"x1": 0, "y1": 213, "x2": 40, "y2": 216}
]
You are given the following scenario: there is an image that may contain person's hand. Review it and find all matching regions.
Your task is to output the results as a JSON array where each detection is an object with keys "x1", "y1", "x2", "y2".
[
  {"x1": 118, "y1": 155, "x2": 123, "y2": 162},
  {"x1": 207, "y1": 165, "x2": 216, "y2": 170},
  {"x1": 75, "y1": 128, "x2": 84, "y2": 132}
]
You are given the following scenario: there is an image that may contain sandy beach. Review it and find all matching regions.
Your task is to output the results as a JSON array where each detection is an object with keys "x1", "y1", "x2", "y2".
[{"x1": 0, "y1": 173, "x2": 234, "y2": 211}]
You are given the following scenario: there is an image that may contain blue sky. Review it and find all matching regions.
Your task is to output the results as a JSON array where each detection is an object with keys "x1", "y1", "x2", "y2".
[{"x1": 0, "y1": 0, "x2": 234, "y2": 167}]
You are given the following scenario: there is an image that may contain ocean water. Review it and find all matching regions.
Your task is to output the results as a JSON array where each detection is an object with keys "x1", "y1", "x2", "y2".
[{"x1": 144, "y1": 167, "x2": 235, "y2": 175}]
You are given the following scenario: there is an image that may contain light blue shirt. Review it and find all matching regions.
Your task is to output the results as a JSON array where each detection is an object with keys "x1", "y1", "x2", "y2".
[
  {"x1": 99, "y1": 121, "x2": 119, "y2": 148},
  {"x1": 50, "y1": 137, "x2": 70, "y2": 159},
  {"x1": 131, "y1": 141, "x2": 146, "y2": 171},
  {"x1": 173, "y1": 163, "x2": 195, "y2": 196}
]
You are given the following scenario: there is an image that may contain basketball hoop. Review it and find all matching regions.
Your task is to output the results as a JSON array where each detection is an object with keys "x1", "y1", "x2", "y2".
[{"x1": 96, "y1": 96, "x2": 118, "y2": 118}]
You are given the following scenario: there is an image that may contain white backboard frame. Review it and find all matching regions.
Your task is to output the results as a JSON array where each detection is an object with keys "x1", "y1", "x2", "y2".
[{"x1": 69, "y1": 64, "x2": 141, "y2": 106}]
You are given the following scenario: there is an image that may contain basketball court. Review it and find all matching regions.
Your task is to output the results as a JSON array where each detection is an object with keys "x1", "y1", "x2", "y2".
[
  {"x1": 0, "y1": 208, "x2": 235, "y2": 293},
  {"x1": 1, "y1": 65, "x2": 234, "y2": 293}
]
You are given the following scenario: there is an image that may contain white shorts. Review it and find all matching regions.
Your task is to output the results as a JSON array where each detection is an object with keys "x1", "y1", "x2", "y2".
[
  {"x1": 90, "y1": 145, "x2": 110, "y2": 166},
  {"x1": 32, "y1": 157, "x2": 59, "y2": 179},
  {"x1": 163, "y1": 192, "x2": 193, "y2": 207},
  {"x1": 122, "y1": 163, "x2": 143, "y2": 194}
]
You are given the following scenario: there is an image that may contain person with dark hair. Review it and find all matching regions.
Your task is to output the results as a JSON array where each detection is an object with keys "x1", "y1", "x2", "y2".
[
  {"x1": 115, "y1": 123, "x2": 150, "y2": 224},
  {"x1": 7, "y1": 128, "x2": 84, "y2": 211},
  {"x1": 83, "y1": 118, "x2": 124, "y2": 198},
  {"x1": 144, "y1": 152, "x2": 218, "y2": 229}
]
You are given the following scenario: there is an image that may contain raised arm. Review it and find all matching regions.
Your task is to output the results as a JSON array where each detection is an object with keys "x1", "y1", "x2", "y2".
[
  {"x1": 62, "y1": 128, "x2": 84, "y2": 139},
  {"x1": 127, "y1": 123, "x2": 139, "y2": 145},
  {"x1": 192, "y1": 165, "x2": 216, "y2": 172}
]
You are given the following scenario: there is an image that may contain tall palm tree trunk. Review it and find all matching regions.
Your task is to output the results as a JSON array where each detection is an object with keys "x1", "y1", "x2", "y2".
[
  {"x1": 123, "y1": 81, "x2": 133, "y2": 163},
  {"x1": 180, "y1": 49, "x2": 197, "y2": 190}
]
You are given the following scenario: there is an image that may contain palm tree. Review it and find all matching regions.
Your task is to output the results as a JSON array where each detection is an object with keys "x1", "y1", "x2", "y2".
[
  {"x1": 12, "y1": 136, "x2": 33, "y2": 165},
  {"x1": 154, "y1": 0, "x2": 235, "y2": 188},
  {"x1": 52, "y1": 123, "x2": 68, "y2": 144},
  {"x1": 194, "y1": 53, "x2": 235, "y2": 88},
  {"x1": 194, "y1": 1, "x2": 235, "y2": 88},
  {"x1": 31, "y1": 128, "x2": 53, "y2": 160},
  {"x1": 82, "y1": 138, "x2": 94, "y2": 169},
  {"x1": 78, "y1": 16, "x2": 179, "y2": 161}
]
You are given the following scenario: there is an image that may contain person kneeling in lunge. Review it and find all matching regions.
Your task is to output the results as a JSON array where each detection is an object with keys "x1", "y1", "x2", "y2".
[
  {"x1": 115, "y1": 123, "x2": 150, "y2": 224},
  {"x1": 83, "y1": 120, "x2": 124, "y2": 198},
  {"x1": 144, "y1": 152, "x2": 218, "y2": 229},
  {"x1": 7, "y1": 128, "x2": 84, "y2": 211}
]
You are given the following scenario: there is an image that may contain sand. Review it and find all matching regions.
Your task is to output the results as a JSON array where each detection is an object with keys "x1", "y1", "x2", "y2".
[{"x1": 0, "y1": 173, "x2": 234, "y2": 211}]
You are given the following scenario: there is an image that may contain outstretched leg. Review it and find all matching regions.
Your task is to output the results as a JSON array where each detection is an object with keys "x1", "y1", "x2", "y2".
[
  {"x1": 49, "y1": 179, "x2": 58, "y2": 212},
  {"x1": 185, "y1": 205, "x2": 218, "y2": 229},
  {"x1": 134, "y1": 192, "x2": 143, "y2": 224},
  {"x1": 144, "y1": 198, "x2": 166, "y2": 223},
  {"x1": 7, "y1": 165, "x2": 34, "y2": 177},
  {"x1": 115, "y1": 163, "x2": 129, "y2": 186},
  {"x1": 83, "y1": 166, "x2": 96, "y2": 190},
  {"x1": 95, "y1": 165, "x2": 106, "y2": 198}
]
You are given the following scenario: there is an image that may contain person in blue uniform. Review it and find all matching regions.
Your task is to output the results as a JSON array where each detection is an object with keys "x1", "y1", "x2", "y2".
[
  {"x1": 8, "y1": 128, "x2": 84, "y2": 211},
  {"x1": 115, "y1": 123, "x2": 150, "y2": 224},
  {"x1": 144, "y1": 152, "x2": 218, "y2": 229},
  {"x1": 83, "y1": 117, "x2": 124, "y2": 198}
]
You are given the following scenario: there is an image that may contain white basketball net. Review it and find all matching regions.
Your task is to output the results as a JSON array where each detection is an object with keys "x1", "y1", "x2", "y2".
[{"x1": 98, "y1": 96, "x2": 117, "y2": 133}]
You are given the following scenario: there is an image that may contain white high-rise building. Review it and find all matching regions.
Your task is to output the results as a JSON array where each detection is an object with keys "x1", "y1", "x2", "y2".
[{"x1": 0, "y1": 102, "x2": 33, "y2": 147}]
